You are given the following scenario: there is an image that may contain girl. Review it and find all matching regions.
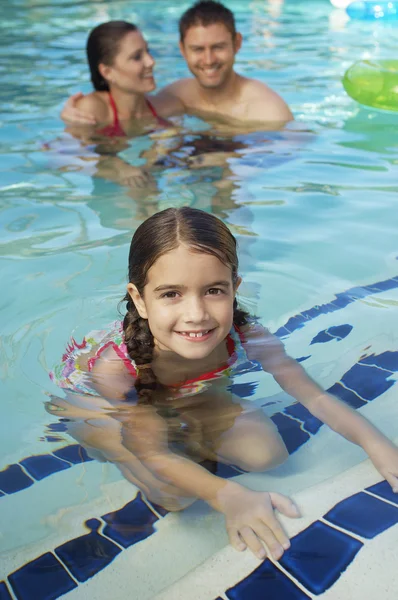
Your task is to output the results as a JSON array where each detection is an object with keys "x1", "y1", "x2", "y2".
[{"x1": 50, "y1": 207, "x2": 398, "y2": 562}]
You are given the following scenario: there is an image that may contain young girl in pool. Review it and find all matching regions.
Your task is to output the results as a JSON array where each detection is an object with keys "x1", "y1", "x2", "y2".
[{"x1": 50, "y1": 207, "x2": 398, "y2": 562}]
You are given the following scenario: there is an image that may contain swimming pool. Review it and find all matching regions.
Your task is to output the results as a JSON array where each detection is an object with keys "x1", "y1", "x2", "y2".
[{"x1": 1, "y1": 0, "x2": 398, "y2": 598}]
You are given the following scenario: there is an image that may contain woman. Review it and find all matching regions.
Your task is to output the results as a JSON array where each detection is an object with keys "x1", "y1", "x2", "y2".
[{"x1": 72, "y1": 20, "x2": 169, "y2": 137}]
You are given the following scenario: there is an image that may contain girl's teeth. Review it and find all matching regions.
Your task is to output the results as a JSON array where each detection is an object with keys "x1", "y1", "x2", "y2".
[{"x1": 182, "y1": 331, "x2": 210, "y2": 338}]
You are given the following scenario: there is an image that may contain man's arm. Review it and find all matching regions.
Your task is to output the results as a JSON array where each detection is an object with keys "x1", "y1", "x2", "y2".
[{"x1": 61, "y1": 92, "x2": 99, "y2": 125}]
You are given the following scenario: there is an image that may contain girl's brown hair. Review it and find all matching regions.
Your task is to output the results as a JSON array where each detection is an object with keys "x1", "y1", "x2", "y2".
[{"x1": 123, "y1": 207, "x2": 248, "y2": 402}]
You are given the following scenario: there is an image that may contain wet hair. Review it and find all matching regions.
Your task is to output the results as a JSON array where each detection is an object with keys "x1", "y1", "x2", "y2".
[
  {"x1": 122, "y1": 207, "x2": 248, "y2": 402},
  {"x1": 86, "y1": 21, "x2": 138, "y2": 91},
  {"x1": 179, "y1": 1, "x2": 236, "y2": 43}
]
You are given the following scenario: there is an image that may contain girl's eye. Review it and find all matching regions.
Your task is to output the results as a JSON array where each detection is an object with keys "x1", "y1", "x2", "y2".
[
  {"x1": 207, "y1": 288, "x2": 223, "y2": 295},
  {"x1": 161, "y1": 291, "x2": 179, "y2": 299}
]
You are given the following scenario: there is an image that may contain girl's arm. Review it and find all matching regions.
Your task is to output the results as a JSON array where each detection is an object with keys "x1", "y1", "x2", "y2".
[
  {"x1": 120, "y1": 402, "x2": 300, "y2": 560},
  {"x1": 241, "y1": 323, "x2": 398, "y2": 492}
]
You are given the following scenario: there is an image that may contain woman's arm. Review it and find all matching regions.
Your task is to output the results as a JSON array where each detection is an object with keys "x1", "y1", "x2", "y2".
[{"x1": 242, "y1": 323, "x2": 398, "y2": 491}]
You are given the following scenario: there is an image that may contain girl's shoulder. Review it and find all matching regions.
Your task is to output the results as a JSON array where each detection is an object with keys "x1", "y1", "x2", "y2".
[{"x1": 50, "y1": 321, "x2": 136, "y2": 396}]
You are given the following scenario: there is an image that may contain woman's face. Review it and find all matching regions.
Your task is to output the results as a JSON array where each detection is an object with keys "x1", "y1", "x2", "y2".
[{"x1": 101, "y1": 30, "x2": 156, "y2": 94}]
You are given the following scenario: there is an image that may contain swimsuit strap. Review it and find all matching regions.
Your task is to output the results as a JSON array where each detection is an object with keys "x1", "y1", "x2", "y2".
[
  {"x1": 108, "y1": 93, "x2": 121, "y2": 128},
  {"x1": 146, "y1": 98, "x2": 158, "y2": 118}
]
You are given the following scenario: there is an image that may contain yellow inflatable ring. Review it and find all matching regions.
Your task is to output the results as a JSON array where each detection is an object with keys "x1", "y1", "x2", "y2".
[{"x1": 343, "y1": 60, "x2": 398, "y2": 111}]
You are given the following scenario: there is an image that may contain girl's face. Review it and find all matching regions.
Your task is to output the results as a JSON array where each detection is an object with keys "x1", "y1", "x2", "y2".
[
  {"x1": 128, "y1": 244, "x2": 240, "y2": 360},
  {"x1": 100, "y1": 30, "x2": 156, "y2": 94}
]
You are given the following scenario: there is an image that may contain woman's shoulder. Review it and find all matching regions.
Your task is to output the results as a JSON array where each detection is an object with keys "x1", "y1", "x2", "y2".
[{"x1": 76, "y1": 91, "x2": 110, "y2": 121}]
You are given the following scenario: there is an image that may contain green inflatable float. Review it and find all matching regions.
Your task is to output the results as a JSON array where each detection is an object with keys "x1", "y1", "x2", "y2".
[{"x1": 343, "y1": 60, "x2": 398, "y2": 111}]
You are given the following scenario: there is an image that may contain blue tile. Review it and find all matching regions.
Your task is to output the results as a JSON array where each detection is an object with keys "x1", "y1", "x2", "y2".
[
  {"x1": 55, "y1": 518, "x2": 121, "y2": 583},
  {"x1": 0, "y1": 464, "x2": 34, "y2": 494},
  {"x1": 366, "y1": 480, "x2": 398, "y2": 505},
  {"x1": 225, "y1": 559, "x2": 310, "y2": 599},
  {"x1": 0, "y1": 491, "x2": 4, "y2": 497},
  {"x1": 8, "y1": 552, "x2": 77, "y2": 600},
  {"x1": 328, "y1": 324, "x2": 353, "y2": 340},
  {"x1": 53, "y1": 444, "x2": 93, "y2": 464},
  {"x1": 305, "y1": 303, "x2": 334, "y2": 320},
  {"x1": 102, "y1": 493, "x2": 159, "y2": 548},
  {"x1": 20, "y1": 455, "x2": 71, "y2": 481},
  {"x1": 310, "y1": 330, "x2": 334, "y2": 345},
  {"x1": 44, "y1": 436, "x2": 63, "y2": 443},
  {"x1": 358, "y1": 351, "x2": 398, "y2": 372},
  {"x1": 279, "y1": 520, "x2": 363, "y2": 595},
  {"x1": 274, "y1": 326, "x2": 291, "y2": 338},
  {"x1": 296, "y1": 355, "x2": 311, "y2": 363},
  {"x1": 46, "y1": 421, "x2": 68, "y2": 432},
  {"x1": 284, "y1": 314, "x2": 306, "y2": 334},
  {"x1": 324, "y1": 491, "x2": 398, "y2": 539},
  {"x1": 341, "y1": 364, "x2": 395, "y2": 401},
  {"x1": 270, "y1": 413, "x2": 310, "y2": 454},
  {"x1": 331, "y1": 295, "x2": 352, "y2": 309},
  {"x1": 283, "y1": 404, "x2": 323, "y2": 435},
  {"x1": 365, "y1": 277, "x2": 398, "y2": 293},
  {"x1": 344, "y1": 286, "x2": 369, "y2": 300},
  {"x1": 0, "y1": 582, "x2": 12, "y2": 600},
  {"x1": 146, "y1": 499, "x2": 169, "y2": 517},
  {"x1": 228, "y1": 382, "x2": 258, "y2": 398},
  {"x1": 327, "y1": 382, "x2": 366, "y2": 409}
]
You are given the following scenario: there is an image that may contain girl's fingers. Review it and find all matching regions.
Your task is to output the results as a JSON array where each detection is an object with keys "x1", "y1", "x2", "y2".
[
  {"x1": 269, "y1": 492, "x2": 301, "y2": 518},
  {"x1": 253, "y1": 520, "x2": 285, "y2": 560},
  {"x1": 227, "y1": 527, "x2": 247, "y2": 552},
  {"x1": 259, "y1": 510, "x2": 290, "y2": 550},
  {"x1": 239, "y1": 526, "x2": 267, "y2": 560},
  {"x1": 385, "y1": 473, "x2": 398, "y2": 493}
]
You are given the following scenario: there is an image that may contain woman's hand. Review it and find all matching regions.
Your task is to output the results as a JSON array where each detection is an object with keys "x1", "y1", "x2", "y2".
[
  {"x1": 366, "y1": 439, "x2": 398, "y2": 492},
  {"x1": 61, "y1": 92, "x2": 97, "y2": 125},
  {"x1": 217, "y1": 482, "x2": 301, "y2": 560}
]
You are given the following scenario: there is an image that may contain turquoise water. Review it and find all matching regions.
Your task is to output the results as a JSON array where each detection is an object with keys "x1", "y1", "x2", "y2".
[{"x1": 1, "y1": 0, "x2": 398, "y2": 581}]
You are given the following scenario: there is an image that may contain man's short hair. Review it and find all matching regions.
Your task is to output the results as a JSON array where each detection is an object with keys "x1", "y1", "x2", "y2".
[{"x1": 179, "y1": 1, "x2": 237, "y2": 42}]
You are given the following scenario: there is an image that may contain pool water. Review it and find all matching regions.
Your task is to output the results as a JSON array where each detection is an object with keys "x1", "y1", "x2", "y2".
[{"x1": 1, "y1": 0, "x2": 398, "y2": 598}]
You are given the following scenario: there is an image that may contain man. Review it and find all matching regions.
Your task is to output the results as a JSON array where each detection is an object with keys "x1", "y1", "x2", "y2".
[{"x1": 62, "y1": 0, "x2": 293, "y2": 128}]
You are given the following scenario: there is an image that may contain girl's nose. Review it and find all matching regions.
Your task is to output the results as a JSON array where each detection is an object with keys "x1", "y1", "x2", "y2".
[{"x1": 185, "y1": 297, "x2": 209, "y2": 323}]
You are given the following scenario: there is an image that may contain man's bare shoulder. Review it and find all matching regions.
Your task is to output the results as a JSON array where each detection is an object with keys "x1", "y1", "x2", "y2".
[{"x1": 241, "y1": 77, "x2": 293, "y2": 122}]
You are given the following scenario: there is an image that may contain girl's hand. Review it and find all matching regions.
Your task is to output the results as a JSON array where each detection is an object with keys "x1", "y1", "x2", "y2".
[
  {"x1": 217, "y1": 482, "x2": 301, "y2": 561},
  {"x1": 367, "y1": 439, "x2": 398, "y2": 492}
]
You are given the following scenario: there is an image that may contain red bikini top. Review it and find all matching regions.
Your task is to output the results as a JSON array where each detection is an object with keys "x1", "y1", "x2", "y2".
[{"x1": 98, "y1": 93, "x2": 169, "y2": 137}]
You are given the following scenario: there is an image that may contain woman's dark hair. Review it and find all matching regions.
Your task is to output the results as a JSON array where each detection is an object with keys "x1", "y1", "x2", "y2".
[
  {"x1": 87, "y1": 21, "x2": 138, "y2": 91},
  {"x1": 179, "y1": 1, "x2": 236, "y2": 43},
  {"x1": 123, "y1": 207, "x2": 248, "y2": 402}
]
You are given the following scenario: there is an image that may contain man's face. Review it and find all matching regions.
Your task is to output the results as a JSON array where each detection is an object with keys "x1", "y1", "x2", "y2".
[{"x1": 179, "y1": 23, "x2": 242, "y2": 89}]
